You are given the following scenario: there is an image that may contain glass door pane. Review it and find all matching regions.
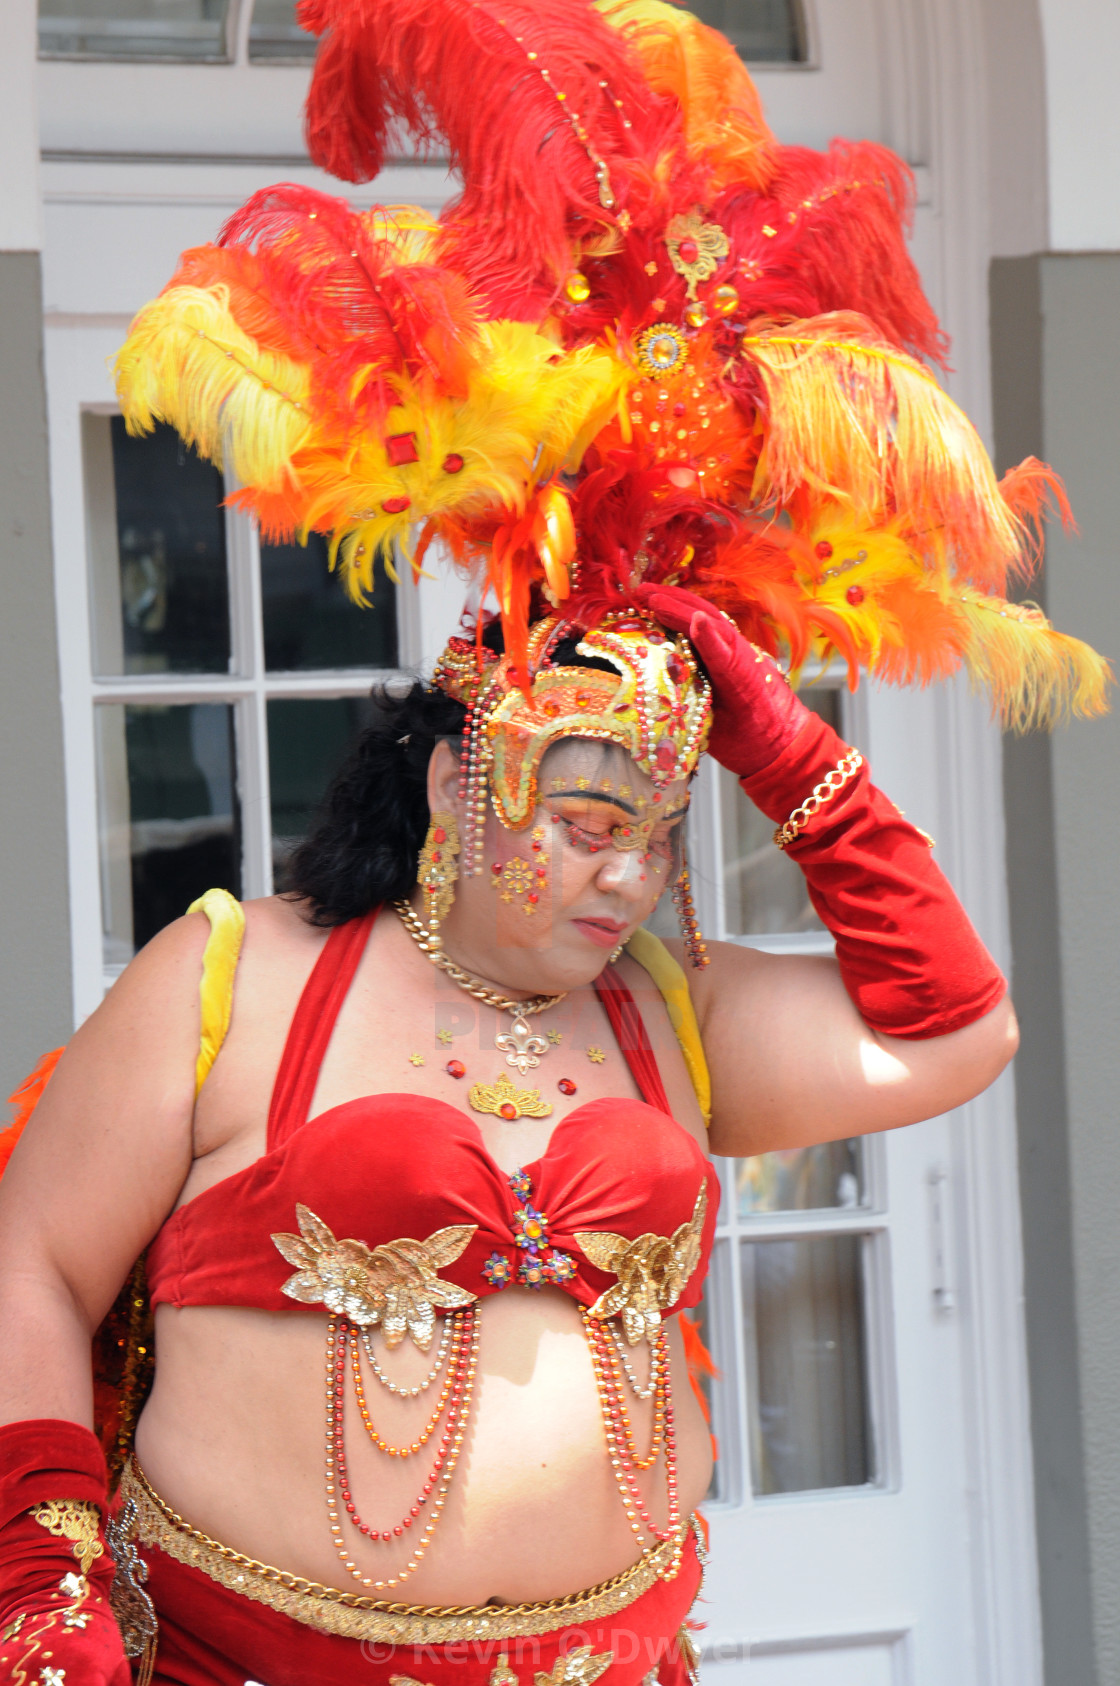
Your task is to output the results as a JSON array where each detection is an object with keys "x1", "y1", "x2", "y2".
[
  {"x1": 96, "y1": 702, "x2": 241, "y2": 961},
  {"x1": 741, "y1": 1233, "x2": 874, "y2": 1495},
  {"x1": 85, "y1": 414, "x2": 231, "y2": 677},
  {"x1": 261, "y1": 537, "x2": 398, "y2": 672},
  {"x1": 39, "y1": 0, "x2": 232, "y2": 60},
  {"x1": 719, "y1": 687, "x2": 840, "y2": 936},
  {"x1": 248, "y1": 0, "x2": 315, "y2": 60},
  {"x1": 688, "y1": 0, "x2": 807, "y2": 62},
  {"x1": 267, "y1": 697, "x2": 379, "y2": 879},
  {"x1": 736, "y1": 1142, "x2": 865, "y2": 1215}
]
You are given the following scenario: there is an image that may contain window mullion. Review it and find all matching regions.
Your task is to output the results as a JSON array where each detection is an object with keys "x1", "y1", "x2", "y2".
[{"x1": 226, "y1": 506, "x2": 273, "y2": 899}]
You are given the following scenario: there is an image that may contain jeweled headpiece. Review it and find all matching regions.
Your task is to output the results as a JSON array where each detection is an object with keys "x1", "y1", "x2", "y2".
[
  {"x1": 434, "y1": 611, "x2": 711, "y2": 872},
  {"x1": 113, "y1": 0, "x2": 1110, "y2": 749}
]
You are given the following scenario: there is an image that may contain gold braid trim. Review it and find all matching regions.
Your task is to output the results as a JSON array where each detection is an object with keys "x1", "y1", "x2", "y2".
[{"x1": 119, "y1": 1460, "x2": 691, "y2": 1645}]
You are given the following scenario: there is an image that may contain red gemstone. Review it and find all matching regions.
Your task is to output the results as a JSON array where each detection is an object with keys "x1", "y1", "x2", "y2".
[
  {"x1": 666, "y1": 654, "x2": 685, "y2": 685},
  {"x1": 678, "y1": 238, "x2": 699, "y2": 262},
  {"x1": 558, "y1": 1078, "x2": 577, "y2": 1096},
  {"x1": 527, "y1": 892, "x2": 539, "y2": 904},
  {"x1": 499, "y1": 1101, "x2": 519, "y2": 1120},
  {"x1": 382, "y1": 495, "x2": 411, "y2": 514},
  {"x1": 433, "y1": 826, "x2": 446, "y2": 843},
  {"x1": 446, "y1": 1060, "x2": 466, "y2": 1079},
  {"x1": 442, "y1": 453, "x2": 465, "y2": 474},
  {"x1": 492, "y1": 862, "x2": 504, "y2": 875},
  {"x1": 654, "y1": 740, "x2": 677, "y2": 772},
  {"x1": 846, "y1": 584, "x2": 866, "y2": 605},
  {"x1": 815, "y1": 540, "x2": 834, "y2": 560},
  {"x1": 386, "y1": 431, "x2": 420, "y2": 465}
]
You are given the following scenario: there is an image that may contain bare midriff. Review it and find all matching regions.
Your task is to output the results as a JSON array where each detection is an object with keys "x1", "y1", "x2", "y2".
[{"x1": 134, "y1": 1289, "x2": 713, "y2": 1607}]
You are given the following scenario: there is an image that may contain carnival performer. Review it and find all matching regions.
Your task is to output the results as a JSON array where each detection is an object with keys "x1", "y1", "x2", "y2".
[{"x1": 0, "y1": 2, "x2": 1109, "y2": 1683}]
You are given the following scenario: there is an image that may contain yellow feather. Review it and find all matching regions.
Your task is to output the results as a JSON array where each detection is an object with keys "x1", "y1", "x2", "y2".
[
  {"x1": 287, "y1": 324, "x2": 625, "y2": 602},
  {"x1": 956, "y1": 591, "x2": 1113, "y2": 730},
  {"x1": 114, "y1": 285, "x2": 311, "y2": 488},
  {"x1": 743, "y1": 317, "x2": 1029, "y2": 592}
]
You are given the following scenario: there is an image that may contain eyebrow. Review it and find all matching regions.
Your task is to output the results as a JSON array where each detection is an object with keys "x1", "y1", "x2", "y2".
[
  {"x1": 546, "y1": 789, "x2": 690, "y2": 824},
  {"x1": 546, "y1": 789, "x2": 639, "y2": 815}
]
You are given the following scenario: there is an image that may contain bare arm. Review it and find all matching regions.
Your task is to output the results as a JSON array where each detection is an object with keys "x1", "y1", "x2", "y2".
[
  {"x1": 0, "y1": 914, "x2": 207, "y2": 1427},
  {"x1": 682, "y1": 940, "x2": 1018, "y2": 1159}
]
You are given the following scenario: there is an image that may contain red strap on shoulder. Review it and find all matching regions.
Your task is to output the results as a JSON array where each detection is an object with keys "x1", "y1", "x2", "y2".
[
  {"x1": 267, "y1": 910, "x2": 379, "y2": 1147},
  {"x1": 593, "y1": 968, "x2": 671, "y2": 1116}
]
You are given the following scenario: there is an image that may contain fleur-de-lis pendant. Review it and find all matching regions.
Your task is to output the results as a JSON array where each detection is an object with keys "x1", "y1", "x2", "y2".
[{"x1": 496, "y1": 1009, "x2": 549, "y2": 1076}]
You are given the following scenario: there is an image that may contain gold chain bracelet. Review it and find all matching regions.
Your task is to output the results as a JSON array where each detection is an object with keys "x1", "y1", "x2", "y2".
[{"x1": 773, "y1": 749, "x2": 864, "y2": 849}]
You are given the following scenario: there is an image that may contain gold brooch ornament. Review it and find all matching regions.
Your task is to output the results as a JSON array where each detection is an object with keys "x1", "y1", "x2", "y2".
[
  {"x1": 576, "y1": 1183, "x2": 709, "y2": 1344},
  {"x1": 536, "y1": 1648, "x2": 614, "y2": 1686},
  {"x1": 665, "y1": 209, "x2": 731, "y2": 300},
  {"x1": 468, "y1": 1070, "x2": 554, "y2": 1120},
  {"x1": 634, "y1": 322, "x2": 688, "y2": 377},
  {"x1": 272, "y1": 1205, "x2": 478, "y2": 1349}
]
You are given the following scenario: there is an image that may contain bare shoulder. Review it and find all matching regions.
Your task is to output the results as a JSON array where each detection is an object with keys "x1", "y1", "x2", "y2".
[
  {"x1": 659, "y1": 935, "x2": 772, "y2": 1022},
  {"x1": 225, "y1": 893, "x2": 329, "y2": 1011}
]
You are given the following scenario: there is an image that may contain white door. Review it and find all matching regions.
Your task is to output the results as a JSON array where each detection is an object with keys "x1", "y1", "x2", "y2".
[{"x1": 37, "y1": 0, "x2": 1040, "y2": 1679}]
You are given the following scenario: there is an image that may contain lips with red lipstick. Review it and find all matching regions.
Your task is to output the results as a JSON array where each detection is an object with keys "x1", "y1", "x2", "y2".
[{"x1": 571, "y1": 915, "x2": 630, "y2": 948}]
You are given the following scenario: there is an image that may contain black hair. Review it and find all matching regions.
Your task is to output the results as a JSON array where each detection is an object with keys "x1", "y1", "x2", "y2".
[{"x1": 284, "y1": 681, "x2": 467, "y2": 926}]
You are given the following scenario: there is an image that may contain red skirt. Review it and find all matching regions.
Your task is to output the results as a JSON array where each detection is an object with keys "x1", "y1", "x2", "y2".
[
  {"x1": 122, "y1": 1490, "x2": 705, "y2": 1686},
  {"x1": 138, "y1": 1532, "x2": 704, "y2": 1686}
]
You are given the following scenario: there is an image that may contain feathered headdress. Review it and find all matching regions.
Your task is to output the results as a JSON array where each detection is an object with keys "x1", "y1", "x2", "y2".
[{"x1": 114, "y1": 0, "x2": 1110, "y2": 730}]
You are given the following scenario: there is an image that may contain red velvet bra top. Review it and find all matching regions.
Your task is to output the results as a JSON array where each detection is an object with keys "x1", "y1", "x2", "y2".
[{"x1": 147, "y1": 911, "x2": 719, "y2": 1338}]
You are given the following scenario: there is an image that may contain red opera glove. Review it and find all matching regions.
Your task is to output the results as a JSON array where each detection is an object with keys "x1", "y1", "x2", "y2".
[
  {"x1": 638, "y1": 587, "x2": 810, "y2": 778},
  {"x1": 640, "y1": 587, "x2": 1006, "y2": 1039},
  {"x1": 0, "y1": 1420, "x2": 137, "y2": 1685}
]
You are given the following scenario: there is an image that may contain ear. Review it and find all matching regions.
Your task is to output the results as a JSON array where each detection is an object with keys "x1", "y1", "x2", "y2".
[{"x1": 426, "y1": 739, "x2": 463, "y2": 820}]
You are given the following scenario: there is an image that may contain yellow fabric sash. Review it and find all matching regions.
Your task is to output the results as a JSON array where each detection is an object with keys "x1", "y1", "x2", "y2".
[
  {"x1": 624, "y1": 927, "x2": 711, "y2": 1126},
  {"x1": 187, "y1": 888, "x2": 246, "y2": 1096}
]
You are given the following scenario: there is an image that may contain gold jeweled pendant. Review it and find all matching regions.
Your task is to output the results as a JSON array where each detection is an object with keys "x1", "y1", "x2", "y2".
[
  {"x1": 495, "y1": 1010, "x2": 549, "y2": 1076},
  {"x1": 468, "y1": 1070, "x2": 553, "y2": 1121}
]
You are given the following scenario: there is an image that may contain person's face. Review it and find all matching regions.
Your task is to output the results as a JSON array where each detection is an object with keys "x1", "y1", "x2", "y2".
[{"x1": 426, "y1": 736, "x2": 690, "y2": 992}]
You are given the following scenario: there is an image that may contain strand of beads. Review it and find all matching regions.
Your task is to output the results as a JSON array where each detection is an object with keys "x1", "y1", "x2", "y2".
[
  {"x1": 324, "y1": 1308, "x2": 480, "y2": 1590},
  {"x1": 582, "y1": 1312, "x2": 680, "y2": 1546},
  {"x1": 607, "y1": 1320, "x2": 665, "y2": 1402},
  {"x1": 351, "y1": 1316, "x2": 465, "y2": 1455},
  {"x1": 361, "y1": 1319, "x2": 452, "y2": 1397},
  {"x1": 600, "y1": 1325, "x2": 669, "y2": 1472}
]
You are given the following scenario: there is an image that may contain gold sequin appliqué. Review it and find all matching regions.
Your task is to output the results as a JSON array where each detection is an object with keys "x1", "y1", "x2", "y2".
[
  {"x1": 576, "y1": 1183, "x2": 708, "y2": 1345},
  {"x1": 272, "y1": 1204, "x2": 478, "y2": 1350},
  {"x1": 31, "y1": 1499, "x2": 104, "y2": 1577}
]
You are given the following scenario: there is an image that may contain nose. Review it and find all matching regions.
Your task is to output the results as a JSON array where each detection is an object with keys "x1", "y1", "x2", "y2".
[{"x1": 592, "y1": 846, "x2": 650, "y2": 902}]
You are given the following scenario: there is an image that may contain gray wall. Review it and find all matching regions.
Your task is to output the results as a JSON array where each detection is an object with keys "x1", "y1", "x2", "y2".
[
  {"x1": 0, "y1": 252, "x2": 72, "y2": 1092},
  {"x1": 994, "y1": 252, "x2": 1120, "y2": 1686}
]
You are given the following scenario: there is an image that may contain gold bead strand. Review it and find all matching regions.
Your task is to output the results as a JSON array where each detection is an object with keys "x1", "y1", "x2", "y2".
[
  {"x1": 325, "y1": 1311, "x2": 481, "y2": 1590},
  {"x1": 350, "y1": 1315, "x2": 464, "y2": 1456}
]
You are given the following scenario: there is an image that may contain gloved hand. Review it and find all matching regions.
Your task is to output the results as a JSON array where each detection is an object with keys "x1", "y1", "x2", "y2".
[
  {"x1": 0, "y1": 1419, "x2": 133, "y2": 1685},
  {"x1": 639, "y1": 585, "x2": 1007, "y2": 1039},
  {"x1": 637, "y1": 586, "x2": 808, "y2": 778}
]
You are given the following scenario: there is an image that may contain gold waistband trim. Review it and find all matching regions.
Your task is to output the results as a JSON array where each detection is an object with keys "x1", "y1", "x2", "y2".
[{"x1": 120, "y1": 1460, "x2": 694, "y2": 1645}]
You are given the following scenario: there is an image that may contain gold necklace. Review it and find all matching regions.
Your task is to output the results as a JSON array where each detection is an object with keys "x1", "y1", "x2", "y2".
[{"x1": 393, "y1": 900, "x2": 567, "y2": 1119}]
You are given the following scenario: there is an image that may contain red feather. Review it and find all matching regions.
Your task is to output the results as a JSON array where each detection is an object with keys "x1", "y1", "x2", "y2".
[
  {"x1": 219, "y1": 183, "x2": 481, "y2": 420},
  {"x1": 765, "y1": 141, "x2": 948, "y2": 365},
  {"x1": 300, "y1": 0, "x2": 678, "y2": 302}
]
